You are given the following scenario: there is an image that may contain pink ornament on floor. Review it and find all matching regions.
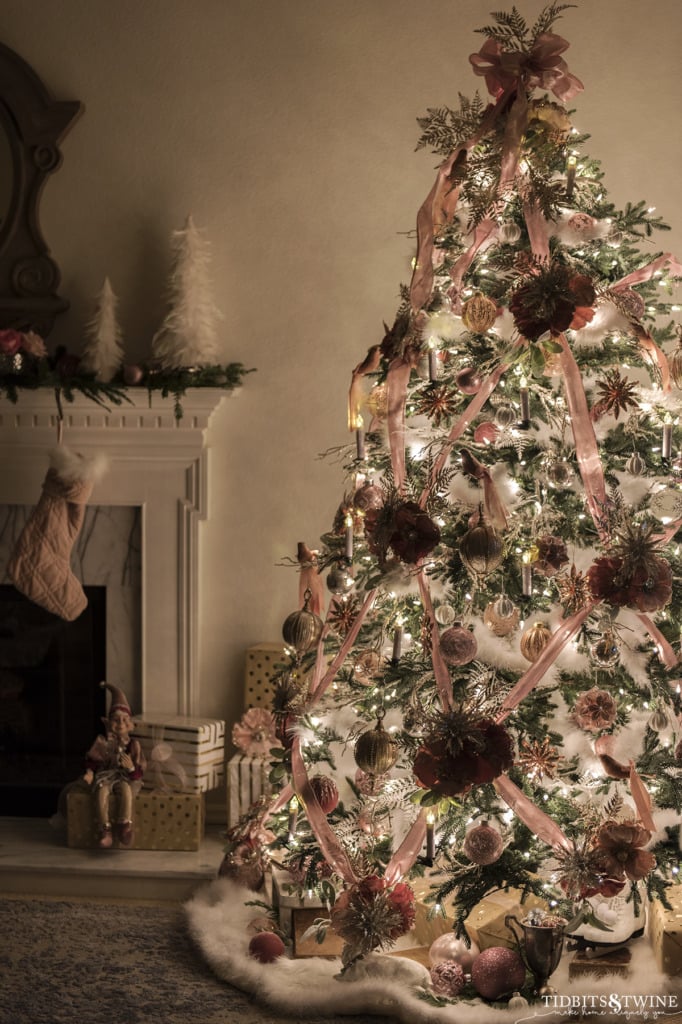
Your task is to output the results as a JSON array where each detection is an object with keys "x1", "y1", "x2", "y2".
[
  {"x1": 430, "y1": 960, "x2": 465, "y2": 997},
  {"x1": 429, "y1": 933, "x2": 479, "y2": 970},
  {"x1": 231, "y1": 707, "x2": 278, "y2": 757},
  {"x1": 471, "y1": 946, "x2": 526, "y2": 1000},
  {"x1": 248, "y1": 931, "x2": 285, "y2": 963}
]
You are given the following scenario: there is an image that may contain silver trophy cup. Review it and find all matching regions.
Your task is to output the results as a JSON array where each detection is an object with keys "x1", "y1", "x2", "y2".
[{"x1": 505, "y1": 914, "x2": 566, "y2": 995}]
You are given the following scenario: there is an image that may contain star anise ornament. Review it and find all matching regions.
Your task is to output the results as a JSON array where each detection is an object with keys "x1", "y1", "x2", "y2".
[
  {"x1": 554, "y1": 563, "x2": 592, "y2": 614},
  {"x1": 328, "y1": 595, "x2": 362, "y2": 637},
  {"x1": 518, "y1": 736, "x2": 561, "y2": 783},
  {"x1": 591, "y1": 368, "x2": 639, "y2": 421},
  {"x1": 414, "y1": 384, "x2": 459, "y2": 428}
]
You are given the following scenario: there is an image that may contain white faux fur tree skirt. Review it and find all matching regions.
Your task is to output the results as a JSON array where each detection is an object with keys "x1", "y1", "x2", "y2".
[{"x1": 185, "y1": 879, "x2": 680, "y2": 1024}]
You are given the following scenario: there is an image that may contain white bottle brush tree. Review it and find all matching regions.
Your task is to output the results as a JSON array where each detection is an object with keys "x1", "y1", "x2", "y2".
[
  {"x1": 152, "y1": 215, "x2": 223, "y2": 370},
  {"x1": 80, "y1": 277, "x2": 124, "y2": 383}
]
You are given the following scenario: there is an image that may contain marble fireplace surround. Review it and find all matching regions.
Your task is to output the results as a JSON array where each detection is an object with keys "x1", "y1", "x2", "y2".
[{"x1": 0, "y1": 389, "x2": 227, "y2": 718}]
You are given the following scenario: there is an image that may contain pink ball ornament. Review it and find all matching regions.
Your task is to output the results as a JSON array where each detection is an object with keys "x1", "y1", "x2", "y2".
[
  {"x1": 309, "y1": 774, "x2": 339, "y2": 813},
  {"x1": 439, "y1": 623, "x2": 478, "y2": 667},
  {"x1": 430, "y1": 960, "x2": 466, "y2": 997},
  {"x1": 429, "y1": 933, "x2": 479, "y2": 970},
  {"x1": 123, "y1": 363, "x2": 144, "y2": 385},
  {"x1": 455, "y1": 367, "x2": 483, "y2": 394},
  {"x1": 463, "y1": 821, "x2": 504, "y2": 865},
  {"x1": 471, "y1": 946, "x2": 526, "y2": 1001},
  {"x1": 473, "y1": 421, "x2": 499, "y2": 446},
  {"x1": 248, "y1": 930, "x2": 285, "y2": 963}
]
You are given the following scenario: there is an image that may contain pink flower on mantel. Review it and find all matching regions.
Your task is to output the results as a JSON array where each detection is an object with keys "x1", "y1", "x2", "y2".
[
  {"x1": 0, "y1": 329, "x2": 22, "y2": 355},
  {"x1": 231, "y1": 707, "x2": 278, "y2": 758}
]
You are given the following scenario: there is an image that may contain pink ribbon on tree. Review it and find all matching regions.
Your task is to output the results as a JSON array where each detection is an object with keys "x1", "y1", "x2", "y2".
[
  {"x1": 557, "y1": 333, "x2": 610, "y2": 541},
  {"x1": 291, "y1": 738, "x2": 359, "y2": 884},
  {"x1": 309, "y1": 588, "x2": 378, "y2": 701},
  {"x1": 386, "y1": 358, "x2": 412, "y2": 494},
  {"x1": 384, "y1": 812, "x2": 428, "y2": 886},
  {"x1": 460, "y1": 448, "x2": 508, "y2": 530},
  {"x1": 447, "y1": 219, "x2": 499, "y2": 310},
  {"x1": 417, "y1": 568, "x2": 454, "y2": 711},
  {"x1": 493, "y1": 774, "x2": 572, "y2": 852},
  {"x1": 635, "y1": 613, "x2": 678, "y2": 669},
  {"x1": 496, "y1": 603, "x2": 596, "y2": 722}
]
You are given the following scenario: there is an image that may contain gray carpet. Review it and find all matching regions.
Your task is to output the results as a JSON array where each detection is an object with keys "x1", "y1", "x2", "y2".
[{"x1": 0, "y1": 897, "x2": 388, "y2": 1024}]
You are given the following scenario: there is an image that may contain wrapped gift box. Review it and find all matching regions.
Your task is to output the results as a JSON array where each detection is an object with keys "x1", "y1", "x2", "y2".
[
  {"x1": 465, "y1": 888, "x2": 548, "y2": 951},
  {"x1": 66, "y1": 788, "x2": 204, "y2": 851},
  {"x1": 410, "y1": 872, "x2": 456, "y2": 948},
  {"x1": 244, "y1": 643, "x2": 284, "y2": 708},
  {"x1": 270, "y1": 865, "x2": 344, "y2": 958},
  {"x1": 227, "y1": 753, "x2": 272, "y2": 826},
  {"x1": 134, "y1": 715, "x2": 225, "y2": 793},
  {"x1": 568, "y1": 947, "x2": 632, "y2": 979},
  {"x1": 649, "y1": 886, "x2": 682, "y2": 976}
]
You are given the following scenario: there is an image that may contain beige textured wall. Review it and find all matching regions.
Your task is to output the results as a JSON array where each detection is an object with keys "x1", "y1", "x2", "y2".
[{"x1": 3, "y1": 0, "x2": 682, "y2": 732}]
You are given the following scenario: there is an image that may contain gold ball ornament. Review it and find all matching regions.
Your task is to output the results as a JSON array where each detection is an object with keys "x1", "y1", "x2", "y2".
[
  {"x1": 483, "y1": 597, "x2": 519, "y2": 637},
  {"x1": 648, "y1": 708, "x2": 669, "y2": 732},
  {"x1": 546, "y1": 460, "x2": 574, "y2": 488},
  {"x1": 520, "y1": 621, "x2": 552, "y2": 663},
  {"x1": 494, "y1": 404, "x2": 517, "y2": 428},
  {"x1": 498, "y1": 221, "x2": 521, "y2": 245},
  {"x1": 459, "y1": 512, "x2": 505, "y2": 581},
  {"x1": 462, "y1": 293, "x2": 497, "y2": 333},
  {"x1": 626, "y1": 451, "x2": 646, "y2": 477},
  {"x1": 354, "y1": 715, "x2": 399, "y2": 775},
  {"x1": 590, "y1": 631, "x2": 619, "y2": 668},
  {"x1": 366, "y1": 382, "x2": 389, "y2": 420},
  {"x1": 352, "y1": 649, "x2": 382, "y2": 684},
  {"x1": 282, "y1": 590, "x2": 323, "y2": 654}
]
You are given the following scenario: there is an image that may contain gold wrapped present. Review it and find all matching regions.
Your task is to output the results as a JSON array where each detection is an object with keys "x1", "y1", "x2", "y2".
[
  {"x1": 270, "y1": 865, "x2": 344, "y2": 958},
  {"x1": 649, "y1": 886, "x2": 682, "y2": 977},
  {"x1": 465, "y1": 888, "x2": 548, "y2": 951},
  {"x1": 66, "y1": 789, "x2": 204, "y2": 851},
  {"x1": 410, "y1": 873, "x2": 456, "y2": 948},
  {"x1": 244, "y1": 643, "x2": 284, "y2": 708}
]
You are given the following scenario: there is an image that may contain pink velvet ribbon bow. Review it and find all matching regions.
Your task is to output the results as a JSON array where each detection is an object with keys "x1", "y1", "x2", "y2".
[{"x1": 469, "y1": 32, "x2": 583, "y2": 102}]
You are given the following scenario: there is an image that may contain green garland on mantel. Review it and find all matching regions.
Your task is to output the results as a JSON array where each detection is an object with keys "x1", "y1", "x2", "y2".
[{"x1": 0, "y1": 353, "x2": 254, "y2": 422}]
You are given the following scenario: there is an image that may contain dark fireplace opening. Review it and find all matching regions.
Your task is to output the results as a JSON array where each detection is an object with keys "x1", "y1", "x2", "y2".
[{"x1": 0, "y1": 585, "x2": 106, "y2": 816}]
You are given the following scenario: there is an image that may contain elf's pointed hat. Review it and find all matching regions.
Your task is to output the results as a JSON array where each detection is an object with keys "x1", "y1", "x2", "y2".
[{"x1": 100, "y1": 680, "x2": 132, "y2": 717}]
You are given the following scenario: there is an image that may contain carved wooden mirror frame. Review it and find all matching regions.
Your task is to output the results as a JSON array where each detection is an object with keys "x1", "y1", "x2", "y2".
[{"x1": 0, "y1": 42, "x2": 82, "y2": 335}]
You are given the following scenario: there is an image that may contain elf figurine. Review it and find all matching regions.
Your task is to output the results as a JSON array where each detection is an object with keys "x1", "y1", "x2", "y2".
[{"x1": 83, "y1": 681, "x2": 146, "y2": 848}]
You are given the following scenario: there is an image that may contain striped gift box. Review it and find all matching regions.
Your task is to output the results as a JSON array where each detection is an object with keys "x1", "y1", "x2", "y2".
[
  {"x1": 135, "y1": 716, "x2": 225, "y2": 793},
  {"x1": 227, "y1": 753, "x2": 272, "y2": 825}
]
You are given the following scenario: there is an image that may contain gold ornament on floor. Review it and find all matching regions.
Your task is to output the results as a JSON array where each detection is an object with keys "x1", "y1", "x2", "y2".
[
  {"x1": 354, "y1": 711, "x2": 399, "y2": 775},
  {"x1": 459, "y1": 510, "x2": 505, "y2": 581},
  {"x1": 462, "y1": 292, "x2": 497, "y2": 333},
  {"x1": 483, "y1": 595, "x2": 519, "y2": 637},
  {"x1": 520, "y1": 621, "x2": 552, "y2": 663},
  {"x1": 282, "y1": 588, "x2": 323, "y2": 654},
  {"x1": 518, "y1": 737, "x2": 560, "y2": 783}
]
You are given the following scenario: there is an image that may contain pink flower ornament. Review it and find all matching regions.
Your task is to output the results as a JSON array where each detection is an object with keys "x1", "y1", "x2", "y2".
[{"x1": 231, "y1": 707, "x2": 277, "y2": 758}]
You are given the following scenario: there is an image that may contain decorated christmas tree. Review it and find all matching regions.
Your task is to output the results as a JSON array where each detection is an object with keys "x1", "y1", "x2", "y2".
[{"x1": 227, "y1": 2, "x2": 682, "y2": 1000}]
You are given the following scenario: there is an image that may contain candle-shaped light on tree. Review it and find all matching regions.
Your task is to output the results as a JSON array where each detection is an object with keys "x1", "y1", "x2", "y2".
[
  {"x1": 392, "y1": 622, "x2": 404, "y2": 663},
  {"x1": 662, "y1": 414, "x2": 673, "y2": 460},
  {"x1": 356, "y1": 427, "x2": 366, "y2": 461},
  {"x1": 344, "y1": 514, "x2": 354, "y2": 560},
  {"x1": 428, "y1": 338, "x2": 439, "y2": 382},
  {"x1": 522, "y1": 550, "x2": 533, "y2": 597},
  {"x1": 565, "y1": 153, "x2": 577, "y2": 198},
  {"x1": 519, "y1": 377, "x2": 530, "y2": 427},
  {"x1": 287, "y1": 796, "x2": 299, "y2": 842},
  {"x1": 426, "y1": 811, "x2": 436, "y2": 861}
]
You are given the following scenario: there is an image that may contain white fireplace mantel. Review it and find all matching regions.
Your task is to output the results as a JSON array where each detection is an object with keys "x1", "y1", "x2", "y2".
[{"x1": 0, "y1": 388, "x2": 229, "y2": 717}]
